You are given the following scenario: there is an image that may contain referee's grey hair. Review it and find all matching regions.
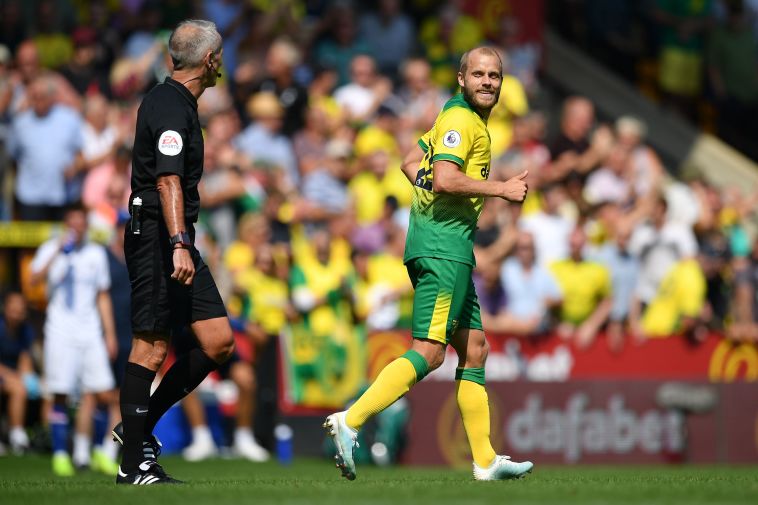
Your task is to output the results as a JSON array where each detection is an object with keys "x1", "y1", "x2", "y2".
[{"x1": 168, "y1": 19, "x2": 222, "y2": 70}]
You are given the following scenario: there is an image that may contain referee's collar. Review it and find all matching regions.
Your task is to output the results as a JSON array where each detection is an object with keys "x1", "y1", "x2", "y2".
[{"x1": 164, "y1": 77, "x2": 198, "y2": 110}]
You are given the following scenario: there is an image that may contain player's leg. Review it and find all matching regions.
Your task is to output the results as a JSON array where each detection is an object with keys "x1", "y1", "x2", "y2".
[
  {"x1": 91, "y1": 390, "x2": 120, "y2": 475},
  {"x1": 0, "y1": 367, "x2": 29, "y2": 453},
  {"x1": 181, "y1": 391, "x2": 217, "y2": 461},
  {"x1": 142, "y1": 317, "x2": 233, "y2": 436},
  {"x1": 450, "y1": 327, "x2": 496, "y2": 468},
  {"x1": 451, "y1": 284, "x2": 533, "y2": 480},
  {"x1": 118, "y1": 332, "x2": 169, "y2": 475},
  {"x1": 325, "y1": 258, "x2": 465, "y2": 480},
  {"x1": 73, "y1": 393, "x2": 95, "y2": 469},
  {"x1": 229, "y1": 360, "x2": 269, "y2": 461},
  {"x1": 141, "y1": 252, "x2": 233, "y2": 437},
  {"x1": 44, "y1": 332, "x2": 77, "y2": 476}
]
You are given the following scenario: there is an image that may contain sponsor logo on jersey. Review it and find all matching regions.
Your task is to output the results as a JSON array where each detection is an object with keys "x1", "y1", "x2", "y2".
[{"x1": 158, "y1": 130, "x2": 183, "y2": 156}]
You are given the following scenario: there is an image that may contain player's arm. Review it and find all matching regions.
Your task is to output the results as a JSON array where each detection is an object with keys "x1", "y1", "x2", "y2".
[
  {"x1": 433, "y1": 161, "x2": 529, "y2": 202},
  {"x1": 400, "y1": 143, "x2": 425, "y2": 184},
  {"x1": 96, "y1": 290, "x2": 118, "y2": 359},
  {"x1": 157, "y1": 174, "x2": 195, "y2": 285}
]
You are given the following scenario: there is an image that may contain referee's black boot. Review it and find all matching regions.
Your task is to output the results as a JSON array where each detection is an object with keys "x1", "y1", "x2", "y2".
[
  {"x1": 111, "y1": 421, "x2": 162, "y2": 460},
  {"x1": 116, "y1": 460, "x2": 183, "y2": 485}
]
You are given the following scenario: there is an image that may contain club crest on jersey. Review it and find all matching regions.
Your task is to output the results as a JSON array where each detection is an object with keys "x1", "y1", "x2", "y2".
[
  {"x1": 158, "y1": 130, "x2": 183, "y2": 156},
  {"x1": 442, "y1": 130, "x2": 461, "y2": 148}
]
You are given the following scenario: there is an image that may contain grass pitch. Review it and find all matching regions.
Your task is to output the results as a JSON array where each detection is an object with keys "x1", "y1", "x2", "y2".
[{"x1": 0, "y1": 455, "x2": 755, "y2": 505}]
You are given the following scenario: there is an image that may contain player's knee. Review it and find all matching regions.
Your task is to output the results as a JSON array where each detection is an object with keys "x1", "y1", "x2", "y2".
[
  {"x1": 467, "y1": 339, "x2": 489, "y2": 368},
  {"x1": 425, "y1": 346, "x2": 446, "y2": 372},
  {"x1": 210, "y1": 330, "x2": 235, "y2": 364},
  {"x1": 6, "y1": 374, "x2": 25, "y2": 397},
  {"x1": 232, "y1": 363, "x2": 255, "y2": 392},
  {"x1": 146, "y1": 341, "x2": 169, "y2": 370}
]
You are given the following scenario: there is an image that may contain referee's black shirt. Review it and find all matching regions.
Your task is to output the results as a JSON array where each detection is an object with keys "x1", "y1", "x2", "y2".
[{"x1": 130, "y1": 77, "x2": 204, "y2": 222}]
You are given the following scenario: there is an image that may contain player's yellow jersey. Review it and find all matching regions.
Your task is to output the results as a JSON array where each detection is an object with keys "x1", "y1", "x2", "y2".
[{"x1": 404, "y1": 93, "x2": 491, "y2": 267}]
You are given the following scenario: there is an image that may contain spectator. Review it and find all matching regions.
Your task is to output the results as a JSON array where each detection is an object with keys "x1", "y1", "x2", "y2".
[
  {"x1": 235, "y1": 92, "x2": 298, "y2": 189},
  {"x1": 583, "y1": 144, "x2": 633, "y2": 206},
  {"x1": 31, "y1": 0, "x2": 74, "y2": 70},
  {"x1": 83, "y1": 143, "x2": 131, "y2": 212},
  {"x1": 488, "y1": 50, "x2": 530, "y2": 158},
  {"x1": 333, "y1": 55, "x2": 393, "y2": 124},
  {"x1": 288, "y1": 225, "x2": 356, "y2": 405},
  {"x1": 474, "y1": 259, "x2": 508, "y2": 327},
  {"x1": 359, "y1": 0, "x2": 416, "y2": 80},
  {"x1": 519, "y1": 183, "x2": 574, "y2": 267},
  {"x1": 314, "y1": 3, "x2": 372, "y2": 86},
  {"x1": 0, "y1": 291, "x2": 34, "y2": 455},
  {"x1": 0, "y1": 1, "x2": 25, "y2": 54},
  {"x1": 490, "y1": 230, "x2": 562, "y2": 336},
  {"x1": 652, "y1": 0, "x2": 714, "y2": 120},
  {"x1": 494, "y1": 113, "x2": 550, "y2": 186},
  {"x1": 8, "y1": 75, "x2": 84, "y2": 220},
  {"x1": 301, "y1": 139, "x2": 351, "y2": 216},
  {"x1": 199, "y1": 142, "x2": 247, "y2": 250},
  {"x1": 639, "y1": 256, "x2": 708, "y2": 340},
  {"x1": 629, "y1": 196, "x2": 698, "y2": 315},
  {"x1": 495, "y1": 15, "x2": 542, "y2": 96},
  {"x1": 224, "y1": 213, "x2": 272, "y2": 276},
  {"x1": 590, "y1": 217, "x2": 640, "y2": 352},
  {"x1": 397, "y1": 57, "x2": 450, "y2": 133},
  {"x1": 356, "y1": 226, "x2": 412, "y2": 331},
  {"x1": 419, "y1": 1, "x2": 484, "y2": 88},
  {"x1": 730, "y1": 237, "x2": 758, "y2": 342},
  {"x1": 250, "y1": 37, "x2": 308, "y2": 136},
  {"x1": 546, "y1": 96, "x2": 613, "y2": 184},
  {"x1": 7, "y1": 40, "x2": 80, "y2": 118},
  {"x1": 708, "y1": 0, "x2": 758, "y2": 159},
  {"x1": 614, "y1": 116, "x2": 664, "y2": 199},
  {"x1": 60, "y1": 27, "x2": 111, "y2": 99},
  {"x1": 293, "y1": 104, "x2": 333, "y2": 176},
  {"x1": 550, "y1": 227, "x2": 613, "y2": 348}
]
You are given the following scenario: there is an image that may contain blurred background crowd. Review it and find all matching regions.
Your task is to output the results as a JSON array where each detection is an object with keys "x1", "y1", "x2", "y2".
[{"x1": 1, "y1": 0, "x2": 758, "y2": 465}]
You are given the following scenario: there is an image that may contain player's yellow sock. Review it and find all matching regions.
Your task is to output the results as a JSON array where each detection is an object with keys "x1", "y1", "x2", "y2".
[
  {"x1": 456, "y1": 367, "x2": 497, "y2": 468},
  {"x1": 345, "y1": 350, "x2": 428, "y2": 431}
]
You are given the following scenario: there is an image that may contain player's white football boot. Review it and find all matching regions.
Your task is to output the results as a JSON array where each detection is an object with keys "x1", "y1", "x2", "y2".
[
  {"x1": 323, "y1": 411, "x2": 358, "y2": 481},
  {"x1": 473, "y1": 455, "x2": 534, "y2": 481}
]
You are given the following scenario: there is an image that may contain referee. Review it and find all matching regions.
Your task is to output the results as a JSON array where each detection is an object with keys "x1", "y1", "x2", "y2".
[{"x1": 114, "y1": 20, "x2": 233, "y2": 485}]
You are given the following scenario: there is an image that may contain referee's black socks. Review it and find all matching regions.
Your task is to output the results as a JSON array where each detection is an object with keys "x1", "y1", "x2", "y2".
[
  {"x1": 120, "y1": 362, "x2": 157, "y2": 473},
  {"x1": 143, "y1": 348, "x2": 219, "y2": 436}
]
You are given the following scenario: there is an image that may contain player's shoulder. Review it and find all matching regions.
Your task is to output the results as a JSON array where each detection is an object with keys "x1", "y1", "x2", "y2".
[
  {"x1": 140, "y1": 81, "x2": 186, "y2": 114},
  {"x1": 437, "y1": 94, "x2": 481, "y2": 122}
]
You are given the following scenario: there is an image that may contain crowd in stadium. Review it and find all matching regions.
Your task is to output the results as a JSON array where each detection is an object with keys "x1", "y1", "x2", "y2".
[{"x1": 1, "y1": 0, "x2": 758, "y2": 462}]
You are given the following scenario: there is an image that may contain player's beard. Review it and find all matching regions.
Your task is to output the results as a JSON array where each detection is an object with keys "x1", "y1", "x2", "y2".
[{"x1": 462, "y1": 84, "x2": 500, "y2": 114}]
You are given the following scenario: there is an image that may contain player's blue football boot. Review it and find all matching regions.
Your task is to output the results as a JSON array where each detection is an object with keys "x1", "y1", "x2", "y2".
[
  {"x1": 473, "y1": 455, "x2": 534, "y2": 481},
  {"x1": 323, "y1": 411, "x2": 359, "y2": 481}
]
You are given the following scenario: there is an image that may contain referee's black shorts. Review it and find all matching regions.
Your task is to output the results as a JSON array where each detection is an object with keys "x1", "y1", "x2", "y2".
[{"x1": 124, "y1": 217, "x2": 227, "y2": 336}]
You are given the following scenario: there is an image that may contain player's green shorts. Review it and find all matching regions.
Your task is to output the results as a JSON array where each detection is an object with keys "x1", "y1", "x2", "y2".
[{"x1": 406, "y1": 257, "x2": 483, "y2": 345}]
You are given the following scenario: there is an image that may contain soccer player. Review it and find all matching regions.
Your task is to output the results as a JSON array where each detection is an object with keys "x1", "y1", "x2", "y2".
[
  {"x1": 325, "y1": 47, "x2": 533, "y2": 481},
  {"x1": 30, "y1": 203, "x2": 120, "y2": 476}
]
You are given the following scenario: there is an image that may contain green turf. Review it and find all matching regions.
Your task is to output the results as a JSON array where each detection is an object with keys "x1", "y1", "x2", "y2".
[{"x1": 0, "y1": 455, "x2": 756, "y2": 505}]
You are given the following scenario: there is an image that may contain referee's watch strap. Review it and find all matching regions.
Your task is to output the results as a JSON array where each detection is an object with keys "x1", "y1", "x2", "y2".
[{"x1": 169, "y1": 231, "x2": 191, "y2": 248}]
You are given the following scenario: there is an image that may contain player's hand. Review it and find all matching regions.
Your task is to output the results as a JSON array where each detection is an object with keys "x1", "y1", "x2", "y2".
[
  {"x1": 172, "y1": 247, "x2": 195, "y2": 285},
  {"x1": 105, "y1": 333, "x2": 118, "y2": 361},
  {"x1": 501, "y1": 170, "x2": 529, "y2": 202}
]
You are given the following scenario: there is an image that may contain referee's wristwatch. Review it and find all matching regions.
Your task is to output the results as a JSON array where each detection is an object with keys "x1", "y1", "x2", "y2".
[{"x1": 170, "y1": 231, "x2": 191, "y2": 249}]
